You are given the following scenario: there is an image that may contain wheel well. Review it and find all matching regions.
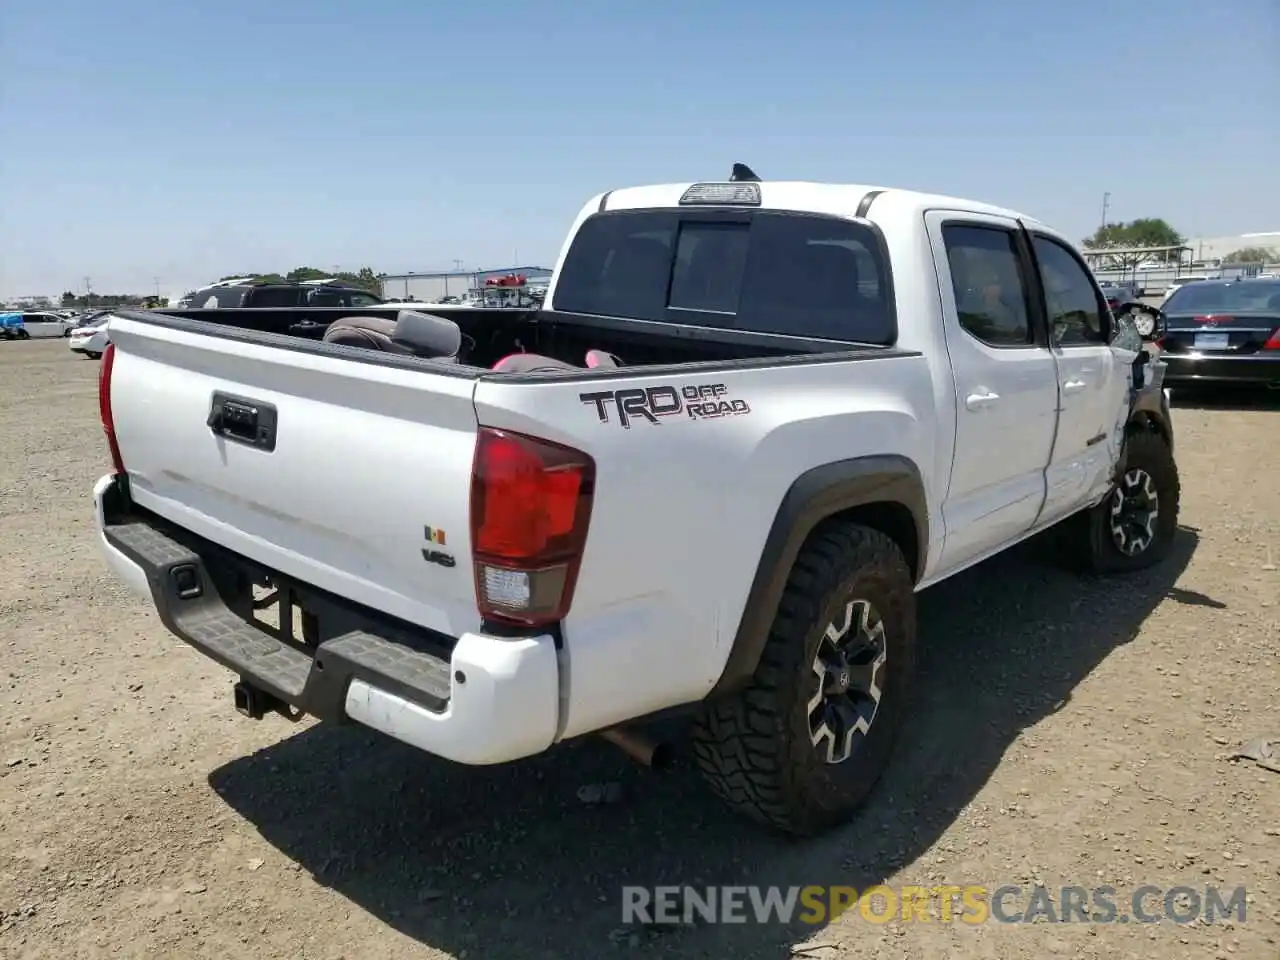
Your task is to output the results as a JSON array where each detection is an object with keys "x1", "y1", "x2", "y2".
[
  {"x1": 1127, "y1": 411, "x2": 1169, "y2": 446},
  {"x1": 812, "y1": 500, "x2": 921, "y2": 582}
]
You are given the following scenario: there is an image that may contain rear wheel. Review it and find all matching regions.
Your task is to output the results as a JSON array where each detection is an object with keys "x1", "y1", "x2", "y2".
[
  {"x1": 693, "y1": 523, "x2": 917, "y2": 837},
  {"x1": 16, "y1": 329, "x2": 29, "y2": 340},
  {"x1": 85, "y1": 351, "x2": 101, "y2": 360}
]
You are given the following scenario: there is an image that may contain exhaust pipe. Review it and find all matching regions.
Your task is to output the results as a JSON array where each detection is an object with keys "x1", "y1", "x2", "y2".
[{"x1": 600, "y1": 726, "x2": 674, "y2": 770}]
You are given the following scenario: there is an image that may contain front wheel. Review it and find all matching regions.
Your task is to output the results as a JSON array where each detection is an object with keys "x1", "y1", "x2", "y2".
[
  {"x1": 1079, "y1": 430, "x2": 1180, "y2": 574},
  {"x1": 85, "y1": 351, "x2": 102, "y2": 359},
  {"x1": 16, "y1": 329, "x2": 29, "y2": 340},
  {"x1": 693, "y1": 523, "x2": 918, "y2": 837}
]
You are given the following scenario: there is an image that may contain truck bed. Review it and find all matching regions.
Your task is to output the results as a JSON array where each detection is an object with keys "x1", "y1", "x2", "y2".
[
  {"x1": 99, "y1": 306, "x2": 934, "y2": 742},
  {"x1": 140, "y1": 304, "x2": 865, "y2": 370}
]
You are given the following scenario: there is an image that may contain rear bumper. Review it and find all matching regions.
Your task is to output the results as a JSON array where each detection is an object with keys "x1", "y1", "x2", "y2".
[
  {"x1": 93, "y1": 473, "x2": 561, "y2": 765},
  {"x1": 1161, "y1": 352, "x2": 1280, "y2": 386}
]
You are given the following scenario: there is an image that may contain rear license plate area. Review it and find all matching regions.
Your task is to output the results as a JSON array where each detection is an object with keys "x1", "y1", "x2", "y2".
[
  {"x1": 1194, "y1": 332, "x2": 1229, "y2": 351},
  {"x1": 251, "y1": 580, "x2": 318, "y2": 648}
]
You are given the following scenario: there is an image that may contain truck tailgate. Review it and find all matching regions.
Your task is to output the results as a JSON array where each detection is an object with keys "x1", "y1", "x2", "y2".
[{"x1": 107, "y1": 314, "x2": 481, "y2": 636}]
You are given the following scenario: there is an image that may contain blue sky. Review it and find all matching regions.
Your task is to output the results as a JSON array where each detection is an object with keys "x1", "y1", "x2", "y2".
[{"x1": 2, "y1": 0, "x2": 1277, "y2": 299}]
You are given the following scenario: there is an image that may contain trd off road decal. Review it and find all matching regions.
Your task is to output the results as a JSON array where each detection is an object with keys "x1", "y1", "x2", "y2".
[{"x1": 579, "y1": 383, "x2": 751, "y2": 429}]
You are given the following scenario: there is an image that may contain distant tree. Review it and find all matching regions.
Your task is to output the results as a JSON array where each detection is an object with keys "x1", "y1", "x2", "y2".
[
  {"x1": 285, "y1": 267, "x2": 330, "y2": 282},
  {"x1": 285, "y1": 265, "x2": 383, "y2": 293},
  {"x1": 1082, "y1": 218, "x2": 1186, "y2": 270},
  {"x1": 209, "y1": 267, "x2": 384, "y2": 294},
  {"x1": 54, "y1": 292, "x2": 147, "y2": 309},
  {"x1": 352, "y1": 266, "x2": 381, "y2": 293},
  {"x1": 1222, "y1": 246, "x2": 1278, "y2": 264}
]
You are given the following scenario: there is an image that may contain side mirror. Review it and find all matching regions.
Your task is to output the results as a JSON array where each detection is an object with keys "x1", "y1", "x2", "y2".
[{"x1": 1114, "y1": 302, "x2": 1166, "y2": 342}]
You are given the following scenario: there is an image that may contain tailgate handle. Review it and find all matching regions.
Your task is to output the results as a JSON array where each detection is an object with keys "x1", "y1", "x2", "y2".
[{"x1": 207, "y1": 392, "x2": 277, "y2": 452}]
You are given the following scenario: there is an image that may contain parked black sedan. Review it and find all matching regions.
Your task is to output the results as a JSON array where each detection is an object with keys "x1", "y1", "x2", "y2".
[{"x1": 1156, "y1": 278, "x2": 1280, "y2": 389}]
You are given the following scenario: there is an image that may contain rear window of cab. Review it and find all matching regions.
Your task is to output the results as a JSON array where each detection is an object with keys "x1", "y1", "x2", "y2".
[{"x1": 553, "y1": 210, "x2": 896, "y2": 344}]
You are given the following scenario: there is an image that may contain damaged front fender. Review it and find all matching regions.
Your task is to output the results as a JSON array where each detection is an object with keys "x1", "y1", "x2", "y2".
[{"x1": 1112, "y1": 347, "x2": 1174, "y2": 485}]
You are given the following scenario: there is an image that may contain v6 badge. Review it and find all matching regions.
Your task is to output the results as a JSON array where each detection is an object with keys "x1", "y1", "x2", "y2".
[{"x1": 422, "y1": 525, "x2": 456, "y2": 568}]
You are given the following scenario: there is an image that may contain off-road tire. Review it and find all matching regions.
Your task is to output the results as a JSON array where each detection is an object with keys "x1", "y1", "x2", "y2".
[
  {"x1": 1074, "y1": 430, "x2": 1180, "y2": 574},
  {"x1": 692, "y1": 523, "x2": 917, "y2": 837}
]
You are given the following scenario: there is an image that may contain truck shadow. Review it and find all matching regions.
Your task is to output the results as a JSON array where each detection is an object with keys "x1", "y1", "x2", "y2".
[{"x1": 208, "y1": 527, "x2": 1200, "y2": 960}]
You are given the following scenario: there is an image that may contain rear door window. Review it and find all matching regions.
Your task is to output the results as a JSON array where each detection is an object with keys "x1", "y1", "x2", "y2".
[
  {"x1": 306, "y1": 288, "x2": 346, "y2": 307},
  {"x1": 554, "y1": 210, "x2": 895, "y2": 343},
  {"x1": 248, "y1": 286, "x2": 303, "y2": 307},
  {"x1": 193, "y1": 286, "x2": 249, "y2": 308}
]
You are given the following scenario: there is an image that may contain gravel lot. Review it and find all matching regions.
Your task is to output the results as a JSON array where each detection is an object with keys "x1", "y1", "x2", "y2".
[{"x1": 1, "y1": 339, "x2": 1277, "y2": 960}]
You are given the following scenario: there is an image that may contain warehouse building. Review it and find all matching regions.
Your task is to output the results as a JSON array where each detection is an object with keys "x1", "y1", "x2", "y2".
[
  {"x1": 1181, "y1": 231, "x2": 1280, "y2": 263},
  {"x1": 379, "y1": 265, "x2": 553, "y2": 304}
]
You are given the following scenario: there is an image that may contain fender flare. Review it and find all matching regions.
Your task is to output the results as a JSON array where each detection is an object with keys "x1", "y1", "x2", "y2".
[
  {"x1": 1122, "y1": 352, "x2": 1175, "y2": 463},
  {"x1": 708, "y1": 455, "x2": 929, "y2": 698}
]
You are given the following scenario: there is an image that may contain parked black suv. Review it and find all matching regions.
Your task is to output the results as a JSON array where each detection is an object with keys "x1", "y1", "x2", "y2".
[{"x1": 178, "y1": 280, "x2": 386, "y2": 310}]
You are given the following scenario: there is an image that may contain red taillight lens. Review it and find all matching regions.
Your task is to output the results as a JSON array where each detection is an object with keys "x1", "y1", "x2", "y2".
[
  {"x1": 1264, "y1": 329, "x2": 1280, "y2": 351},
  {"x1": 470, "y1": 427, "x2": 594, "y2": 627},
  {"x1": 98, "y1": 342, "x2": 126, "y2": 475},
  {"x1": 1193, "y1": 315, "x2": 1235, "y2": 323}
]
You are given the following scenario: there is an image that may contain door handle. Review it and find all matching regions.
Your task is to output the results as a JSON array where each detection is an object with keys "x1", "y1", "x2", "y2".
[
  {"x1": 1062, "y1": 378, "x2": 1088, "y2": 394},
  {"x1": 965, "y1": 390, "x2": 1000, "y2": 410},
  {"x1": 207, "y1": 391, "x2": 278, "y2": 452}
]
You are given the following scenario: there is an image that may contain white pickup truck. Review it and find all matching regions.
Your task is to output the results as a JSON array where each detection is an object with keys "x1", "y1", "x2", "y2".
[{"x1": 94, "y1": 168, "x2": 1178, "y2": 837}]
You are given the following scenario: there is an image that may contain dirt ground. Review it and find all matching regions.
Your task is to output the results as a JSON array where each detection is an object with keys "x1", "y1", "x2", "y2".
[{"x1": 1, "y1": 339, "x2": 1277, "y2": 960}]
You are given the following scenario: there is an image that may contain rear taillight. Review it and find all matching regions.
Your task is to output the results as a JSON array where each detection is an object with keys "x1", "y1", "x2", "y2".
[
  {"x1": 469, "y1": 427, "x2": 595, "y2": 628},
  {"x1": 99, "y1": 342, "x2": 126, "y2": 475},
  {"x1": 1264, "y1": 329, "x2": 1280, "y2": 351},
  {"x1": 1193, "y1": 315, "x2": 1235, "y2": 323}
]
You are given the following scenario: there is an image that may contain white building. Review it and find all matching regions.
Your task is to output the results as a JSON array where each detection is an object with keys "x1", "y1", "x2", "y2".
[
  {"x1": 1183, "y1": 232, "x2": 1280, "y2": 263},
  {"x1": 379, "y1": 265, "x2": 553, "y2": 304}
]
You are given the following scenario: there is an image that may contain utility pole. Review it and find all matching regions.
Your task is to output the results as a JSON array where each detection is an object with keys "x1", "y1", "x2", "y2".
[
  {"x1": 1100, "y1": 192, "x2": 1111, "y2": 231},
  {"x1": 153, "y1": 277, "x2": 160, "y2": 297},
  {"x1": 84, "y1": 276, "x2": 92, "y2": 305}
]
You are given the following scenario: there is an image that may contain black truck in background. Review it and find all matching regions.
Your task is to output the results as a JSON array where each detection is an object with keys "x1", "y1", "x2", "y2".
[
  {"x1": 177, "y1": 279, "x2": 386, "y2": 310},
  {"x1": 170, "y1": 279, "x2": 394, "y2": 338}
]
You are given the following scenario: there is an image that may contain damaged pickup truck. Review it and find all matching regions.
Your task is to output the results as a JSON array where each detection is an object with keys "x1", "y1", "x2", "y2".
[{"x1": 94, "y1": 166, "x2": 1177, "y2": 836}]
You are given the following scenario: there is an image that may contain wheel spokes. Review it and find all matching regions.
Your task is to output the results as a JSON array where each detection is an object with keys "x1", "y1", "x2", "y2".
[{"x1": 808, "y1": 599, "x2": 888, "y2": 764}]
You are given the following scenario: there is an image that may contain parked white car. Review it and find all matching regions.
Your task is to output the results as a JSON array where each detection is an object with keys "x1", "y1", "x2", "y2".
[
  {"x1": 68, "y1": 312, "x2": 112, "y2": 358},
  {"x1": 18, "y1": 311, "x2": 76, "y2": 338}
]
